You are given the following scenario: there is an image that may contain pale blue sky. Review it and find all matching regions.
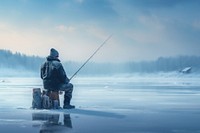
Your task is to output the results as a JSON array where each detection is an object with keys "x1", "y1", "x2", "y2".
[{"x1": 0, "y1": 0, "x2": 200, "y2": 62}]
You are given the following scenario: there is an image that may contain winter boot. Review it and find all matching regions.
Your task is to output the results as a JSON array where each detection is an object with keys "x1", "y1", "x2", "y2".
[{"x1": 63, "y1": 93, "x2": 75, "y2": 109}]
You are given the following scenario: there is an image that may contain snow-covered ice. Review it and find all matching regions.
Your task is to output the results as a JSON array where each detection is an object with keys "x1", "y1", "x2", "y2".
[{"x1": 0, "y1": 73, "x2": 200, "y2": 133}]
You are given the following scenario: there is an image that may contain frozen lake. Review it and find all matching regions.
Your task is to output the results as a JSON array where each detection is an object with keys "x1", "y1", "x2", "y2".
[{"x1": 0, "y1": 73, "x2": 200, "y2": 133}]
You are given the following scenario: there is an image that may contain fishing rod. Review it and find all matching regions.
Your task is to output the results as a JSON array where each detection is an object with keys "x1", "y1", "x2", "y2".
[{"x1": 69, "y1": 34, "x2": 112, "y2": 81}]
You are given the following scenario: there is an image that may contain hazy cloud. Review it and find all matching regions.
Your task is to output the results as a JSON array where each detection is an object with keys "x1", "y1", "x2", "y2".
[{"x1": 56, "y1": 25, "x2": 76, "y2": 33}]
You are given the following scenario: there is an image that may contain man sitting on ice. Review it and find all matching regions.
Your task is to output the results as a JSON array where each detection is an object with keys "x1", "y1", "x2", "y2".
[{"x1": 40, "y1": 48, "x2": 75, "y2": 109}]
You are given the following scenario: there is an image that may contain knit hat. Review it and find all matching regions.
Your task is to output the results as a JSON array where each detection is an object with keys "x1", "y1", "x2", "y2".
[{"x1": 50, "y1": 48, "x2": 59, "y2": 58}]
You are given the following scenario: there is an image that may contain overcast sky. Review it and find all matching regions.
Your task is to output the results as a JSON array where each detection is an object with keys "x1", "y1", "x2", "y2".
[{"x1": 0, "y1": 0, "x2": 200, "y2": 62}]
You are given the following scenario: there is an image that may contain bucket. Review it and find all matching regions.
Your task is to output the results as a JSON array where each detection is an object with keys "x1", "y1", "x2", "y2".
[{"x1": 32, "y1": 88, "x2": 42, "y2": 109}]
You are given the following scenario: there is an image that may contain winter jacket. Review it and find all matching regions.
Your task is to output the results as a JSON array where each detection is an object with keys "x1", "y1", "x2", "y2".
[{"x1": 40, "y1": 56, "x2": 69, "y2": 91}]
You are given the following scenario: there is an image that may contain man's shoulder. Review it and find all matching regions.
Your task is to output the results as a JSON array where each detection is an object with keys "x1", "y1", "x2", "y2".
[{"x1": 52, "y1": 60, "x2": 62, "y2": 68}]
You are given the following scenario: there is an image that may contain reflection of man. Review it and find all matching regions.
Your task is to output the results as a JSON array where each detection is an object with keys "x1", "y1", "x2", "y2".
[
  {"x1": 32, "y1": 113, "x2": 72, "y2": 133},
  {"x1": 64, "y1": 114, "x2": 72, "y2": 128},
  {"x1": 40, "y1": 48, "x2": 75, "y2": 109}
]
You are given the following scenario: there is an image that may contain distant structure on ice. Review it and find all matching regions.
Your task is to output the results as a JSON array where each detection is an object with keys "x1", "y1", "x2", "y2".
[{"x1": 179, "y1": 67, "x2": 192, "y2": 74}]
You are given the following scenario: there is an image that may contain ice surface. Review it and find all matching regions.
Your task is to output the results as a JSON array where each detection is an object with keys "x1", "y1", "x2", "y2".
[{"x1": 0, "y1": 73, "x2": 200, "y2": 133}]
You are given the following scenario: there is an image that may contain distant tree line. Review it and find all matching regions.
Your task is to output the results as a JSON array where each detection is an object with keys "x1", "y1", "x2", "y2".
[
  {"x1": 0, "y1": 49, "x2": 199, "y2": 76},
  {"x1": 124, "y1": 56, "x2": 200, "y2": 73},
  {"x1": 0, "y1": 49, "x2": 44, "y2": 72},
  {"x1": 66, "y1": 56, "x2": 200, "y2": 75}
]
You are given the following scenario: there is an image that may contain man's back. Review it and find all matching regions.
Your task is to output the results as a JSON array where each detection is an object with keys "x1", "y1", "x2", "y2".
[{"x1": 41, "y1": 54, "x2": 67, "y2": 91}]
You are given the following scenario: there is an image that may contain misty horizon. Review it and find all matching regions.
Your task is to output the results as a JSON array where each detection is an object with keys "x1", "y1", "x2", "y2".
[
  {"x1": 0, "y1": 49, "x2": 199, "y2": 77},
  {"x1": 1, "y1": 48, "x2": 199, "y2": 63}
]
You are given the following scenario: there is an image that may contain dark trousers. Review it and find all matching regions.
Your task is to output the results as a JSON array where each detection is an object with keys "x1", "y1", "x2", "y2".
[{"x1": 59, "y1": 83, "x2": 73, "y2": 105}]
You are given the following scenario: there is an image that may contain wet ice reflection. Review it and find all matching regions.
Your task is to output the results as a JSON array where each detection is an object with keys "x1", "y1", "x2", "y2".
[{"x1": 32, "y1": 113, "x2": 72, "y2": 133}]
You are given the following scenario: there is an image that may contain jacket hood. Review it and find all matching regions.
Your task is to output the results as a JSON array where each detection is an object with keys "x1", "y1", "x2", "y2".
[{"x1": 46, "y1": 56, "x2": 60, "y2": 62}]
